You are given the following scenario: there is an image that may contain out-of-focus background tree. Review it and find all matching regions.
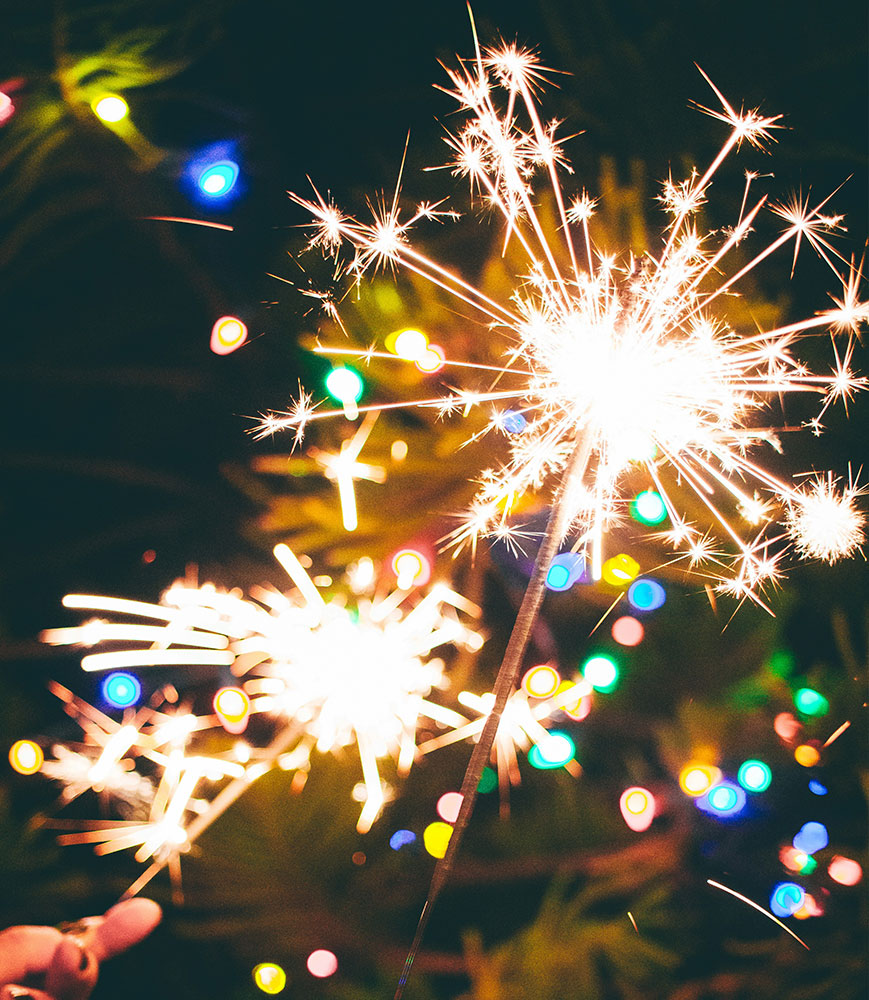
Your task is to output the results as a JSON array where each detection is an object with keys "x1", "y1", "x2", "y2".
[{"x1": 0, "y1": 2, "x2": 865, "y2": 997}]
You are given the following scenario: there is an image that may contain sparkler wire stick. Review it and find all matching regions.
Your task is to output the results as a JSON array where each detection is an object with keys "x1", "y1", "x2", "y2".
[{"x1": 395, "y1": 433, "x2": 592, "y2": 998}]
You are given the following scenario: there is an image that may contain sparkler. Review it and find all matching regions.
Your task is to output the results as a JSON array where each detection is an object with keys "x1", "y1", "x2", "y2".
[
  {"x1": 417, "y1": 678, "x2": 586, "y2": 816},
  {"x1": 255, "y1": 23, "x2": 866, "y2": 995},
  {"x1": 38, "y1": 541, "x2": 484, "y2": 901}
]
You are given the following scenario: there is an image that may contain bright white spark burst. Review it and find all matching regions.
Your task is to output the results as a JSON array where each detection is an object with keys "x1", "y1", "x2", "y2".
[
  {"x1": 259, "y1": 43, "x2": 867, "y2": 604},
  {"x1": 42, "y1": 545, "x2": 484, "y2": 836}
]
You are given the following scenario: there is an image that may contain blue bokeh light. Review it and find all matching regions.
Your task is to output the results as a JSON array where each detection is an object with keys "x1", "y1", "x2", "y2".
[
  {"x1": 186, "y1": 143, "x2": 242, "y2": 205},
  {"x1": 793, "y1": 821, "x2": 828, "y2": 855},
  {"x1": 545, "y1": 552, "x2": 585, "y2": 592},
  {"x1": 500, "y1": 409, "x2": 527, "y2": 434},
  {"x1": 101, "y1": 672, "x2": 142, "y2": 709},
  {"x1": 770, "y1": 882, "x2": 805, "y2": 918},
  {"x1": 695, "y1": 780, "x2": 746, "y2": 819},
  {"x1": 198, "y1": 160, "x2": 239, "y2": 197},
  {"x1": 627, "y1": 578, "x2": 666, "y2": 612},
  {"x1": 389, "y1": 829, "x2": 417, "y2": 851}
]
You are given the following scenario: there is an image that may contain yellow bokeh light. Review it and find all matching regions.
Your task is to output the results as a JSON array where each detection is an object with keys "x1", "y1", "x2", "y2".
[
  {"x1": 390, "y1": 439, "x2": 408, "y2": 462},
  {"x1": 391, "y1": 549, "x2": 430, "y2": 589},
  {"x1": 92, "y1": 94, "x2": 128, "y2": 123},
  {"x1": 8, "y1": 739, "x2": 43, "y2": 775},
  {"x1": 624, "y1": 790, "x2": 649, "y2": 815},
  {"x1": 601, "y1": 553, "x2": 640, "y2": 586},
  {"x1": 423, "y1": 821, "x2": 453, "y2": 858},
  {"x1": 252, "y1": 962, "x2": 287, "y2": 994},
  {"x1": 391, "y1": 328, "x2": 429, "y2": 361},
  {"x1": 678, "y1": 763, "x2": 720, "y2": 797},
  {"x1": 794, "y1": 744, "x2": 820, "y2": 767},
  {"x1": 214, "y1": 687, "x2": 250, "y2": 723},
  {"x1": 521, "y1": 664, "x2": 560, "y2": 699}
]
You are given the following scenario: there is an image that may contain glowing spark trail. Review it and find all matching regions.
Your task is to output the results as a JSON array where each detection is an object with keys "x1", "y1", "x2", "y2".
[
  {"x1": 258, "y1": 24, "x2": 865, "y2": 996},
  {"x1": 42, "y1": 546, "x2": 483, "y2": 861},
  {"x1": 707, "y1": 879, "x2": 810, "y2": 950}
]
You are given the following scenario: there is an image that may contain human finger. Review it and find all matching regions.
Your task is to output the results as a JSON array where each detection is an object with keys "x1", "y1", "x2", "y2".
[
  {"x1": 43, "y1": 937, "x2": 98, "y2": 1000},
  {"x1": 0, "y1": 985, "x2": 57, "y2": 1000},
  {"x1": 0, "y1": 926, "x2": 63, "y2": 986},
  {"x1": 91, "y1": 900, "x2": 161, "y2": 963}
]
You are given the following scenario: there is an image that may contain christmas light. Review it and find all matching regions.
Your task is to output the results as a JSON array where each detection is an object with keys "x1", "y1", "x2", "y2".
[
  {"x1": 792, "y1": 821, "x2": 828, "y2": 855},
  {"x1": 601, "y1": 553, "x2": 640, "y2": 586},
  {"x1": 521, "y1": 665, "x2": 561, "y2": 699},
  {"x1": 737, "y1": 759, "x2": 772, "y2": 792},
  {"x1": 630, "y1": 490, "x2": 668, "y2": 525},
  {"x1": 619, "y1": 786, "x2": 655, "y2": 831},
  {"x1": 794, "y1": 687, "x2": 829, "y2": 717},
  {"x1": 545, "y1": 552, "x2": 585, "y2": 591},
  {"x1": 582, "y1": 654, "x2": 619, "y2": 692},
  {"x1": 527, "y1": 730, "x2": 575, "y2": 769},
  {"x1": 697, "y1": 781, "x2": 746, "y2": 818},
  {"x1": 828, "y1": 856, "x2": 862, "y2": 886},
  {"x1": 306, "y1": 950, "x2": 338, "y2": 978},
  {"x1": 770, "y1": 882, "x2": 805, "y2": 918},
  {"x1": 678, "y1": 764, "x2": 721, "y2": 796},
  {"x1": 389, "y1": 829, "x2": 416, "y2": 851},
  {"x1": 423, "y1": 821, "x2": 453, "y2": 858},
  {"x1": 213, "y1": 687, "x2": 250, "y2": 734},
  {"x1": 611, "y1": 615, "x2": 644, "y2": 647},
  {"x1": 210, "y1": 316, "x2": 248, "y2": 355},
  {"x1": 436, "y1": 791, "x2": 463, "y2": 823},
  {"x1": 9, "y1": 739, "x2": 43, "y2": 775},
  {"x1": 627, "y1": 579, "x2": 666, "y2": 612},
  {"x1": 325, "y1": 366, "x2": 364, "y2": 420},
  {"x1": 253, "y1": 963, "x2": 287, "y2": 994},
  {"x1": 101, "y1": 672, "x2": 142, "y2": 709},
  {"x1": 794, "y1": 744, "x2": 820, "y2": 767},
  {"x1": 197, "y1": 160, "x2": 239, "y2": 198},
  {"x1": 92, "y1": 95, "x2": 128, "y2": 122}
]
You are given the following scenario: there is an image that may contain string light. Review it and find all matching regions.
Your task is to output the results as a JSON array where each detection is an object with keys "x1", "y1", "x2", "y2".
[
  {"x1": 423, "y1": 821, "x2": 453, "y2": 858},
  {"x1": 253, "y1": 963, "x2": 287, "y2": 994},
  {"x1": 210, "y1": 316, "x2": 248, "y2": 355},
  {"x1": 92, "y1": 95, "x2": 128, "y2": 122},
  {"x1": 101, "y1": 672, "x2": 142, "y2": 709},
  {"x1": 770, "y1": 882, "x2": 805, "y2": 918},
  {"x1": 198, "y1": 160, "x2": 240, "y2": 198},
  {"x1": 582, "y1": 654, "x2": 619, "y2": 693},
  {"x1": 678, "y1": 764, "x2": 721, "y2": 797},
  {"x1": 630, "y1": 490, "x2": 668, "y2": 525},
  {"x1": 736, "y1": 759, "x2": 772, "y2": 793},
  {"x1": 306, "y1": 950, "x2": 338, "y2": 978},
  {"x1": 8, "y1": 739, "x2": 43, "y2": 775},
  {"x1": 619, "y1": 786, "x2": 655, "y2": 831},
  {"x1": 527, "y1": 730, "x2": 575, "y2": 769},
  {"x1": 627, "y1": 579, "x2": 666, "y2": 612},
  {"x1": 793, "y1": 687, "x2": 829, "y2": 717}
]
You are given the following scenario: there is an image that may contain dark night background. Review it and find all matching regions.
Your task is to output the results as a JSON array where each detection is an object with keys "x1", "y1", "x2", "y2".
[{"x1": 0, "y1": 2, "x2": 866, "y2": 998}]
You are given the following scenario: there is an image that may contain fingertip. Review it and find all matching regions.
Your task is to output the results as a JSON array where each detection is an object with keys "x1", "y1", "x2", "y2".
[
  {"x1": 92, "y1": 899, "x2": 162, "y2": 962},
  {"x1": 44, "y1": 937, "x2": 98, "y2": 1000}
]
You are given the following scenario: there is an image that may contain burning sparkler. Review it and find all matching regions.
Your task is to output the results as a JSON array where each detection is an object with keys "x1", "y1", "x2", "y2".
[
  {"x1": 262, "y1": 49, "x2": 866, "y2": 600},
  {"x1": 254, "y1": 25, "x2": 866, "y2": 995},
  {"x1": 40, "y1": 543, "x2": 484, "y2": 864}
]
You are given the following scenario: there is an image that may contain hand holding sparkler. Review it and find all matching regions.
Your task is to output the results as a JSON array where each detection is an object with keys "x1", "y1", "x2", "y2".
[{"x1": 0, "y1": 899, "x2": 161, "y2": 1000}]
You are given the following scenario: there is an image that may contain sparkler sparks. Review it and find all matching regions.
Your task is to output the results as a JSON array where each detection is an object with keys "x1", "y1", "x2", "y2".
[
  {"x1": 262, "y1": 42, "x2": 866, "y2": 599},
  {"x1": 257, "y1": 29, "x2": 865, "y2": 997},
  {"x1": 41, "y1": 544, "x2": 484, "y2": 851}
]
